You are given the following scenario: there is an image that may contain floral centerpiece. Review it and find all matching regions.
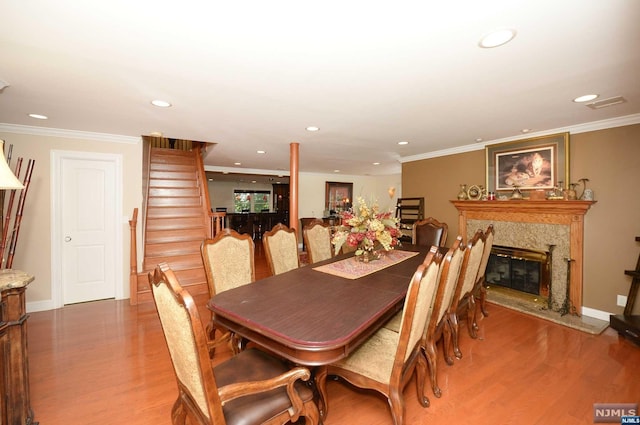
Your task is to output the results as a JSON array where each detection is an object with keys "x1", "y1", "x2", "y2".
[{"x1": 331, "y1": 196, "x2": 401, "y2": 262}]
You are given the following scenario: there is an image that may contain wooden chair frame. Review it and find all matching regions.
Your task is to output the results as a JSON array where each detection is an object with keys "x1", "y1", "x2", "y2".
[
  {"x1": 421, "y1": 236, "x2": 465, "y2": 398},
  {"x1": 448, "y1": 229, "x2": 485, "y2": 360},
  {"x1": 201, "y1": 229, "x2": 255, "y2": 356},
  {"x1": 149, "y1": 263, "x2": 320, "y2": 425},
  {"x1": 471, "y1": 224, "x2": 495, "y2": 333},
  {"x1": 316, "y1": 246, "x2": 444, "y2": 425}
]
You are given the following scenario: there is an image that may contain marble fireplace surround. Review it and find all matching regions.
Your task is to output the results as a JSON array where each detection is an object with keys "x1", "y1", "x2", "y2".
[{"x1": 452, "y1": 200, "x2": 596, "y2": 315}]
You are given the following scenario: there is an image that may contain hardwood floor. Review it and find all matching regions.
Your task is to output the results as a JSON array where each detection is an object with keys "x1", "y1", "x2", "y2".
[{"x1": 27, "y1": 245, "x2": 640, "y2": 424}]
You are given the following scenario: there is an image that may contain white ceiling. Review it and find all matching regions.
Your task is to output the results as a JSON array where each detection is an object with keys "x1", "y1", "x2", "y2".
[{"x1": 1, "y1": 1, "x2": 639, "y2": 177}]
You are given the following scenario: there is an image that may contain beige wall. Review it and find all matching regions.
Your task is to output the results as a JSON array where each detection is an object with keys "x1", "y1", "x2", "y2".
[
  {"x1": 402, "y1": 124, "x2": 640, "y2": 316},
  {"x1": 0, "y1": 131, "x2": 142, "y2": 308},
  {"x1": 6, "y1": 124, "x2": 639, "y2": 315},
  {"x1": 0, "y1": 128, "x2": 400, "y2": 309}
]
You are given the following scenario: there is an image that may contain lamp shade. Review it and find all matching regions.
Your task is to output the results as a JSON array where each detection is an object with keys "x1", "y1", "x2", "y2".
[{"x1": 0, "y1": 140, "x2": 24, "y2": 189}]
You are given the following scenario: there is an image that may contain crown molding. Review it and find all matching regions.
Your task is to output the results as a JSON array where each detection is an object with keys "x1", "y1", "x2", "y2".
[
  {"x1": 0, "y1": 123, "x2": 140, "y2": 144},
  {"x1": 400, "y1": 113, "x2": 640, "y2": 163}
]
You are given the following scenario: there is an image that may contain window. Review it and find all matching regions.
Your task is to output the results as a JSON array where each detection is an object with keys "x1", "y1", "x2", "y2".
[{"x1": 234, "y1": 190, "x2": 270, "y2": 212}]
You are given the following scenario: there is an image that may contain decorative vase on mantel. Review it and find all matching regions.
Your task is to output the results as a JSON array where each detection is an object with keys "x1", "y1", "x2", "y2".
[{"x1": 457, "y1": 184, "x2": 468, "y2": 200}]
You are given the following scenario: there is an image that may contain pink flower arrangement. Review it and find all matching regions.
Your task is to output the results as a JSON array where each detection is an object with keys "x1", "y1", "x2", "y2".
[{"x1": 332, "y1": 197, "x2": 401, "y2": 257}]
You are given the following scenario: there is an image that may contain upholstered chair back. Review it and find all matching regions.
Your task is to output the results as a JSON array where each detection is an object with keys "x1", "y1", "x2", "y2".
[
  {"x1": 201, "y1": 229, "x2": 255, "y2": 297},
  {"x1": 303, "y1": 220, "x2": 333, "y2": 264},
  {"x1": 412, "y1": 217, "x2": 448, "y2": 248},
  {"x1": 398, "y1": 247, "x2": 443, "y2": 363},
  {"x1": 476, "y1": 224, "x2": 495, "y2": 283},
  {"x1": 263, "y1": 223, "x2": 300, "y2": 276},
  {"x1": 457, "y1": 230, "x2": 486, "y2": 300},
  {"x1": 434, "y1": 237, "x2": 466, "y2": 324}
]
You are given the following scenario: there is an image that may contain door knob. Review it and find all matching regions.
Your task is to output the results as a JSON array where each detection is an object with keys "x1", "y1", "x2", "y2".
[{"x1": 64, "y1": 236, "x2": 72, "y2": 242}]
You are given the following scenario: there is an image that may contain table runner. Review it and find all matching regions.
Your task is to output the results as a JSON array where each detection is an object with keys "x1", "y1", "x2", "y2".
[{"x1": 313, "y1": 250, "x2": 419, "y2": 279}]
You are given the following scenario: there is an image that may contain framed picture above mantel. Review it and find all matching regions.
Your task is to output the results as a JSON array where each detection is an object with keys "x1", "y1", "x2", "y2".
[{"x1": 485, "y1": 133, "x2": 569, "y2": 193}]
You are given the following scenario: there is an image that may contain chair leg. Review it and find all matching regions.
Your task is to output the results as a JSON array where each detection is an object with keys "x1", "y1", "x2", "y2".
[
  {"x1": 171, "y1": 397, "x2": 187, "y2": 425},
  {"x1": 442, "y1": 319, "x2": 455, "y2": 366},
  {"x1": 449, "y1": 312, "x2": 462, "y2": 360},
  {"x1": 386, "y1": 387, "x2": 405, "y2": 425},
  {"x1": 480, "y1": 282, "x2": 489, "y2": 317},
  {"x1": 301, "y1": 399, "x2": 321, "y2": 425},
  {"x1": 467, "y1": 296, "x2": 478, "y2": 339},
  {"x1": 423, "y1": 340, "x2": 442, "y2": 398},
  {"x1": 415, "y1": 353, "x2": 430, "y2": 407}
]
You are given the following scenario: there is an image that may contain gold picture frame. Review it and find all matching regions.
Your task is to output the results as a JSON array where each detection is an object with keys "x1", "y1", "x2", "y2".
[{"x1": 486, "y1": 133, "x2": 569, "y2": 192}]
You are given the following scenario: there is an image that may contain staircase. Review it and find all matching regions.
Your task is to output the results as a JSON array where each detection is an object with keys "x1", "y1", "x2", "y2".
[{"x1": 131, "y1": 145, "x2": 210, "y2": 304}]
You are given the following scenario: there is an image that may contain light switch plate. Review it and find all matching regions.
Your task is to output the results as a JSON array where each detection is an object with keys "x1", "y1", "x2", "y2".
[{"x1": 617, "y1": 294, "x2": 628, "y2": 307}]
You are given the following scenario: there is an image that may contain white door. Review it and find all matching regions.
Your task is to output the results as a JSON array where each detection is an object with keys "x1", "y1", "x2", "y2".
[{"x1": 56, "y1": 153, "x2": 120, "y2": 305}]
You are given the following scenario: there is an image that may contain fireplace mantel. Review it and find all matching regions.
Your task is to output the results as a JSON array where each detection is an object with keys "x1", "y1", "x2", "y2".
[{"x1": 452, "y1": 200, "x2": 596, "y2": 314}]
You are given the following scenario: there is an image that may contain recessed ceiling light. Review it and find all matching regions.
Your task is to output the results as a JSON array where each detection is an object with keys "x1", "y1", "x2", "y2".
[
  {"x1": 475, "y1": 138, "x2": 483, "y2": 142},
  {"x1": 306, "y1": 126, "x2": 320, "y2": 132},
  {"x1": 479, "y1": 29, "x2": 516, "y2": 48},
  {"x1": 28, "y1": 113, "x2": 48, "y2": 120},
  {"x1": 251, "y1": 180, "x2": 257, "y2": 184},
  {"x1": 151, "y1": 99, "x2": 172, "y2": 108},
  {"x1": 398, "y1": 141, "x2": 409, "y2": 145},
  {"x1": 257, "y1": 150, "x2": 265, "y2": 154},
  {"x1": 334, "y1": 169, "x2": 340, "y2": 173},
  {"x1": 373, "y1": 162, "x2": 380, "y2": 165},
  {"x1": 573, "y1": 94, "x2": 599, "y2": 103},
  {"x1": 234, "y1": 162, "x2": 241, "y2": 166},
  {"x1": 521, "y1": 128, "x2": 531, "y2": 133}
]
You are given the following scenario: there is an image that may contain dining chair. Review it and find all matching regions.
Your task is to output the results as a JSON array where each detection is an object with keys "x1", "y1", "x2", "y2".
[
  {"x1": 412, "y1": 217, "x2": 448, "y2": 248},
  {"x1": 201, "y1": 229, "x2": 255, "y2": 356},
  {"x1": 149, "y1": 263, "x2": 320, "y2": 425},
  {"x1": 421, "y1": 236, "x2": 465, "y2": 398},
  {"x1": 448, "y1": 229, "x2": 485, "y2": 360},
  {"x1": 316, "y1": 246, "x2": 444, "y2": 425},
  {"x1": 470, "y1": 224, "x2": 495, "y2": 334},
  {"x1": 302, "y1": 219, "x2": 333, "y2": 264},
  {"x1": 262, "y1": 223, "x2": 300, "y2": 276}
]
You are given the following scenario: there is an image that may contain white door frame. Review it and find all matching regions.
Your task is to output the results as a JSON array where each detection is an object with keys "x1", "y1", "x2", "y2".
[{"x1": 51, "y1": 150, "x2": 123, "y2": 309}]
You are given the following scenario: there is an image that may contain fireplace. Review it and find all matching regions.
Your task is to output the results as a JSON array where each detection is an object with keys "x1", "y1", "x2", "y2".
[
  {"x1": 486, "y1": 245, "x2": 551, "y2": 297},
  {"x1": 452, "y1": 200, "x2": 596, "y2": 315}
]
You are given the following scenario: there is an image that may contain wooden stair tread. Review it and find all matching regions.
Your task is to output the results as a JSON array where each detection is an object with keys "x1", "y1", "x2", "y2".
[{"x1": 132, "y1": 144, "x2": 210, "y2": 305}]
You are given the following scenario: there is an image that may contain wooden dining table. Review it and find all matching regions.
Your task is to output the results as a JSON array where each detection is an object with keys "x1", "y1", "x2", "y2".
[{"x1": 207, "y1": 244, "x2": 433, "y2": 367}]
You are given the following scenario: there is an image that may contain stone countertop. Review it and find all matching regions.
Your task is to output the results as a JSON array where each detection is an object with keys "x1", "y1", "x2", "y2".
[{"x1": 0, "y1": 270, "x2": 34, "y2": 291}]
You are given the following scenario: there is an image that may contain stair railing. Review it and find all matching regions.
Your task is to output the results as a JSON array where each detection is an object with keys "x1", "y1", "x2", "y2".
[{"x1": 129, "y1": 208, "x2": 139, "y2": 305}]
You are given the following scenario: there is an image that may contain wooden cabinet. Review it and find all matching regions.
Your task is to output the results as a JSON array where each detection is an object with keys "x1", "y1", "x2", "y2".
[{"x1": 0, "y1": 270, "x2": 36, "y2": 425}]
